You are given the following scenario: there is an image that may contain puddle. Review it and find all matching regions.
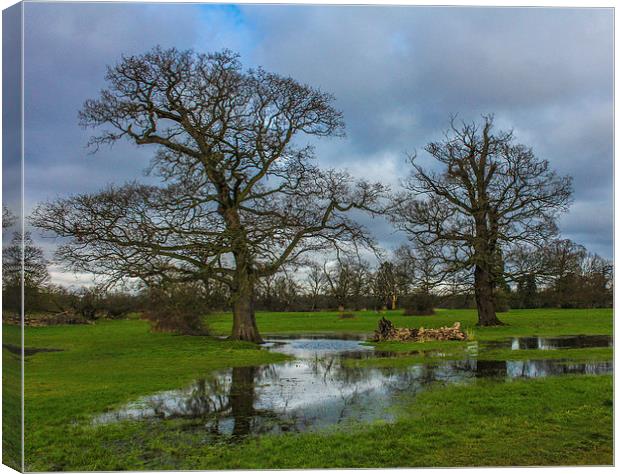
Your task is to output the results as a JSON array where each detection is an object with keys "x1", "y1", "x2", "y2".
[
  {"x1": 265, "y1": 337, "x2": 373, "y2": 358},
  {"x1": 93, "y1": 336, "x2": 612, "y2": 439},
  {"x1": 265, "y1": 333, "x2": 370, "y2": 341},
  {"x1": 3, "y1": 344, "x2": 63, "y2": 357},
  {"x1": 483, "y1": 335, "x2": 613, "y2": 351}
]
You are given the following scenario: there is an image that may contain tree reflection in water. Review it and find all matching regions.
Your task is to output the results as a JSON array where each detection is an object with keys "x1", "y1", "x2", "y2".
[{"x1": 93, "y1": 337, "x2": 612, "y2": 440}]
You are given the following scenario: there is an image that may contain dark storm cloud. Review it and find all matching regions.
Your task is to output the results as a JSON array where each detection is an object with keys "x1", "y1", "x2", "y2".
[{"x1": 20, "y1": 3, "x2": 613, "y2": 286}]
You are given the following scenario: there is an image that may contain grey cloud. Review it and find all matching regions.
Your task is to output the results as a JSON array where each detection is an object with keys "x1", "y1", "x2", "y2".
[
  {"x1": 241, "y1": 5, "x2": 613, "y2": 258},
  {"x1": 17, "y1": 4, "x2": 613, "y2": 286}
]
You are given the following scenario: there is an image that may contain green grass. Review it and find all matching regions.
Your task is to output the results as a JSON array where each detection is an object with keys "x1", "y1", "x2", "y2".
[
  {"x1": 16, "y1": 320, "x2": 287, "y2": 471},
  {"x1": 7, "y1": 307, "x2": 613, "y2": 470},
  {"x1": 3, "y1": 320, "x2": 22, "y2": 470},
  {"x1": 3, "y1": 348, "x2": 22, "y2": 471},
  {"x1": 208, "y1": 307, "x2": 613, "y2": 339},
  {"x1": 186, "y1": 375, "x2": 609, "y2": 469},
  {"x1": 24, "y1": 375, "x2": 613, "y2": 470}
]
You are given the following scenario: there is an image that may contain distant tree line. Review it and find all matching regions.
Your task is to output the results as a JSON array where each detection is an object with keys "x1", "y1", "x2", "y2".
[
  {"x1": 250, "y1": 238, "x2": 612, "y2": 312},
  {"x1": 4, "y1": 207, "x2": 611, "y2": 329}
]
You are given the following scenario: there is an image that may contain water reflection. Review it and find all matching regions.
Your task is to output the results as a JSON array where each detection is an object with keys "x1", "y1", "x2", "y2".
[
  {"x1": 485, "y1": 335, "x2": 613, "y2": 351},
  {"x1": 94, "y1": 337, "x2": 612, "y2": 439}
]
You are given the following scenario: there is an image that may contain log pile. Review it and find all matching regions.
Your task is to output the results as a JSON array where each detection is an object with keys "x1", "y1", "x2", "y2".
[{"x1": 373, "y1": 317, "x2": 466, "y2": 342}]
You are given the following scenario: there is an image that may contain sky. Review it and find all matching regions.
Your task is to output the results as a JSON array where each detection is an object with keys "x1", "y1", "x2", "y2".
[{"x1": 13, "y1": 2, "x2": 614, "y2": 285}]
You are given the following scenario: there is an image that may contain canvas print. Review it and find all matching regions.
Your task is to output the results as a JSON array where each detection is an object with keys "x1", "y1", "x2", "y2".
[{"x1": 2, "y1": 1, "x2": 613, "y2": 471}]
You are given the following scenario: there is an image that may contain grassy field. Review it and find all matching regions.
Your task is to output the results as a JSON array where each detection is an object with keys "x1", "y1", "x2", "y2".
[
  {"x1": 208, "y1": 307, "x2": 613, "y2": 339},
  {"x1": 12, "y1": 321, "x2": 287, "y2": 471},
  {"x1": 2, "y1": 330, "x2": 21, "y2": 471},
  {"x1": 3, "y1": 307, "x2": 613, "y2": 470},
  {"x1": 67, "y1": 375, "x2": 608, "y2": 470}
]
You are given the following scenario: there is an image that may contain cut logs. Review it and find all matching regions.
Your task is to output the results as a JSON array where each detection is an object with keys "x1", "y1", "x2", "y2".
[{"x1": 372, "y1": 317, "x2": 466, "y2": 342}]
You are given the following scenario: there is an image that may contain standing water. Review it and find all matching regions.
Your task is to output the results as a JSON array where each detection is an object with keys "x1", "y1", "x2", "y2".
[{"x1": 93, "y1": 335, "x2": 612, "y2": 439}]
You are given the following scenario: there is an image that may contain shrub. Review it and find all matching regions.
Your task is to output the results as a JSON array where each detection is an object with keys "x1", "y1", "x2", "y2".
[
  {"x1": 142, "y1": 282, "x2": 210, "y2": 335},
  {"x1": 403, "y1": 291, "x2": 435, "y2": 316},
  {"x1": 68, "y1": 287, "x2": 104, "y2": 321},
  {"x1": 144, "y1": 309, "x2": 206, "y2": 335},
  {"x1": 403, "y1": 307, "x2": 435, "y2": 316},
  {"x1": 101, "y1": 292, "x2": 141, "y2": 319}
]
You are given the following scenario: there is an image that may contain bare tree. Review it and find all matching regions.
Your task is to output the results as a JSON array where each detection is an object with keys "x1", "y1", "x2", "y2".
[
  {"x1": 373, "y1": 261, "x2": 398, "y2": 309},
  {"x1": 272, "y1": 273, "x2": 300, "y2": 311},
  {"x1": 579, "y1": 253, "x2": 613, "y2": 308},
  {"x1": 323, "y1": 256, "x2": 371, "y2": 311},
  {"x1": 305, "y1": 261, "x2": 327, "y2": 311},
  {"x1": 3, "y1": 232, "x2": 49, "y2": 290},
  {"x1": 391, "y1": 245, "x2": 416, "y2": 296},
  {"x1": 2, "y1": 206, "x2": 16, "y2": 230},
  {"x1": 3, "y1": 232, "x2": 50, "y2": 315},
  {"x1": 391, "y1": 116, "x2": 572, "y2": 325},
  {"x1": 542, "y1": 238, "x2": 586, "y2": 281},
  {"x1": 539, "y1": 240, "x2": 612, "y2": 308},
  {"x1": 32, "y1": 48, "x2": 385, "y2": 342}
]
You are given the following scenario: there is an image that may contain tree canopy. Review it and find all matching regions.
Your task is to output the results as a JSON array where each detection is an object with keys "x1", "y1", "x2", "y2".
[
  {"x1": 391, "y1": 116, "x2": 573, "y2": 325},
  {"x1": 32, "y1": 47, "x2": 386, "y2": 341}
]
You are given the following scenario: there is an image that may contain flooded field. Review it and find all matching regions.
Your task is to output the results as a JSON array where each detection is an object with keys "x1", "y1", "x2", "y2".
[
  {"x1": 93, "y1": 335, "x2": 612, "y2": 440},
  {"x1": 482, "y1": 335, "x2": 613, "y2": 350}
]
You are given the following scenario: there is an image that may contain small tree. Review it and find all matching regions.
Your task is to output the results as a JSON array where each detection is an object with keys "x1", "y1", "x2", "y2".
[
  {"x1": 305, "y1": 261, "x2": 327, "y2": 311},
  {"x1": 70, "y1": 287, "x2": 104, "y2": 321},
  {"x1": 515, "y1": 274, "x2": 538, "y2": 309},
  {"x1": 142, "y1": 281, "x2": 210, "y2": 335},
  {"x1": 2, "y1": 206, "x2": 16, "y2": 230},
  {"x1": 373, "y1": 261, "x2": 398, "y2": 310},
  {"x1": 391, "y1": 116, "x2": 572, "y2": 326},
  {"x1": 2, "y1": 232, "x2": 50, "y2": 315}
]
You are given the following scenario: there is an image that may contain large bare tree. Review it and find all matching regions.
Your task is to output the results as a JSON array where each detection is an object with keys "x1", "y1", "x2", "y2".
[
  {"x1": 391, "y1": 116, "x2": 572, "y2": 325},
  {"x1": 32, "y1": 48, "x2": 385, "y2": 342}
]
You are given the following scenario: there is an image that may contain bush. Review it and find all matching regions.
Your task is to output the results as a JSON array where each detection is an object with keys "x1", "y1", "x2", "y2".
[
  {"x1": 142, "y1": 283, "x2": 210, "y2": 335},
  {"x1": 69, "y1": 288, "x2": 104, "y2": 321},
  {"x1": 403, "y1": 292, "x2": 435, "y2": 316},
  {"x1": 144, "y1": 309, "x2": 206, "y2": 335},
  {"x1": 403, "y1": 307, "x2": 435, "y2": 316},
  {"x1": 101, "y1": 292, "x2": 141, "y2": 319}
]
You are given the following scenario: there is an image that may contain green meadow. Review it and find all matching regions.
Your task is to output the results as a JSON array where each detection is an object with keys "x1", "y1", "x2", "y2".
[{"x1": 2, "y1": 307, "x2": 613, "y2": 470}]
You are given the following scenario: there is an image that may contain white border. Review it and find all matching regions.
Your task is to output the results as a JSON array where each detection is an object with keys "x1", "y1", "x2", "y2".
[{"x1": 0, "y1": 2, "x2": 616, "y2": 474}]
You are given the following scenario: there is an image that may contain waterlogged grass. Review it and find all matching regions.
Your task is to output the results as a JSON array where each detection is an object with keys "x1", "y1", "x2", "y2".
[
  {"x1": 477, "y1": 346, "x2": 613, "y2": 362},
  {"x1": 17, "y1": 320, "x2": 287, "y2": 471},
  {"x1": 9, "y1": 307, "x2": 614, "y2": 470},
  {"x1": 347, "y1": 346, "x2": 614, "y2": 369},
  {"x1": 24, "y1": 375, "x2": 613, "y2": 470},
  {"x1": 191, "y1": 375, "x2": 609, "y2": 469}
]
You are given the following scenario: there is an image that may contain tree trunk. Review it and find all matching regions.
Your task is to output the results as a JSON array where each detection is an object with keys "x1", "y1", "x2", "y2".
[
  {"x1": 474, "y1": 264, "x2": 504, "y2": 326},
  {"x1": 230, "y1": 366, "x2": 257, "y2": 437},
  {"x1": 230, "y1": 271, "x2": 263, "y2": 343}
]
